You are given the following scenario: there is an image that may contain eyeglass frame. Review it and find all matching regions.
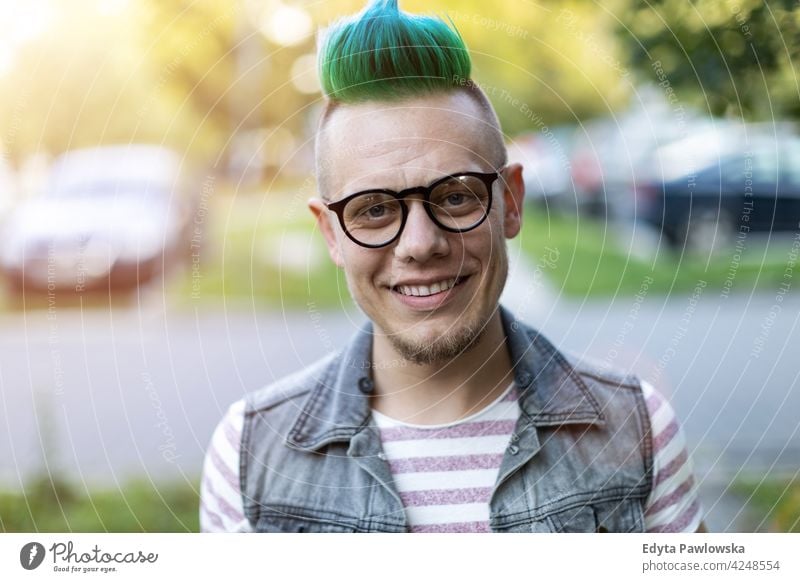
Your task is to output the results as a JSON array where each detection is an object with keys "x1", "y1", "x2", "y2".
[{"x1": 324, "y1": 168, "x2": 507, "y2": 249}]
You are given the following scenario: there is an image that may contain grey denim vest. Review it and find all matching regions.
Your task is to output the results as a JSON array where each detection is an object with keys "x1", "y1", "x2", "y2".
[{"x1": 240, "y1": 306, "x2": 653, "y2": 532}]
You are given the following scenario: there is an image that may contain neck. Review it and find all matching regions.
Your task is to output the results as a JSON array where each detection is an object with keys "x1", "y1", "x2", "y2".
[{"x1": 370, "y1": 311, "x2": 513, "y2": 425}]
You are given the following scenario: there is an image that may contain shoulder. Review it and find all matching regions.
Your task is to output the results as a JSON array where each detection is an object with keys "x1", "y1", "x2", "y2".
[
  {"x1": 505, "y1": 312, "x2": 642, "y2": 393},
  {"x1": 560, "y1": 350, "x2": 642, "y2": 393},
  {"x1": 505, "y1": 313, "x2": 647, "y2": 418},
  {"x1": 244, "y1": 350, "x2": 341, "y2": 415}
]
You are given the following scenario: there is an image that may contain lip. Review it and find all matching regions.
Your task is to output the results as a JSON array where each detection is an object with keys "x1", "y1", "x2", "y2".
[{"x1": 389, "y1": 275, "x2": 471, "y2": 312}]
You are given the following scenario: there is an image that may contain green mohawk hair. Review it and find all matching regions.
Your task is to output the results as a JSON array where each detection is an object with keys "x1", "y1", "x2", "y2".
[{"x1": 318, "y1": 0, "x2": 471, "y2": 103}]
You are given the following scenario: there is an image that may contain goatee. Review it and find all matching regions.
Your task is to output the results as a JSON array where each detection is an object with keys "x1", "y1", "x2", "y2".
[{"x1": 387, "y1": 320, "x2": 487, "y2": 366}]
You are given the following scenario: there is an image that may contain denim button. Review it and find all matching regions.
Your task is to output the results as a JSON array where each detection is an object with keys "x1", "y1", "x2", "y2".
[
  {"x1": 508, "y1": 444, "x2": 520, "y2": 455},
  {"x1": 377, "y1": 452, "x2": 387, "y2": 461},
  {"x1": 517, "y1": 372, "x2": 532, "y2": 386},
  {"x1": 358, "y1": 377, "x2": 374, "y2": 394},
  {"x1": 510, "y1": 433, "x2": 520, "y2": 443}
]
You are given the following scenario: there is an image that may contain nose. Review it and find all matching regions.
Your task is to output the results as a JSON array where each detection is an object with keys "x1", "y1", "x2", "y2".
[{"x1": 394, "y1": 198, "x2": 450, "y2": 262}]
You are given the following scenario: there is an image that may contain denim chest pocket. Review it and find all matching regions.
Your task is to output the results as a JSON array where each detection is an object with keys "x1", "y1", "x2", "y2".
[
  {"x1": 545, "y1": 499, "x2": 645, "y2": 533},
  {"x1": 254, "y1": 505, "x2": 403, "y2": 533}
]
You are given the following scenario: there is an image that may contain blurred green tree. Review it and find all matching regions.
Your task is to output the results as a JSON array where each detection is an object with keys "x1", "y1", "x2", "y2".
[
  {"x1": 618, "y1": 0, "x2": 800, "y2": 119},
  {"x1": 0, "y1": 1, "x2": 165, "y2": 163},
  {"x1": 0, "y1": 0, "x2": 651, "y2": 170},
  {"x1": 437, "y1": 0, "x2": 631, "y2": 133}
]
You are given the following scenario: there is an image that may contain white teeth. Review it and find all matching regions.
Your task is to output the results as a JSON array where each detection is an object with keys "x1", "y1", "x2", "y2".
[{"x1": 396, "y1": 277, "x2": 460, "y2": 297}]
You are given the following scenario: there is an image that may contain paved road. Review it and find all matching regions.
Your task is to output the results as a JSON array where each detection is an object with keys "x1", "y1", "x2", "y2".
[{"x1": 1, "y1": 259, "x2": 798, "y2": 531}]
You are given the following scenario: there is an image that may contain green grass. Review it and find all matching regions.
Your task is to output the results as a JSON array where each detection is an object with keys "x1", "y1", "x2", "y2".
[
  {"x1": 519, "y1": 208, "x2": 797, "y2": 297},
  {"x1": 0, "y1": 477, "x2": 199, "y2": 532},
  {"x1": 732, "y1": 477, "x2": 800, "y2": 532},
  {"x1": 169, "y1": 193, "x2": 352, "y2": 310}
]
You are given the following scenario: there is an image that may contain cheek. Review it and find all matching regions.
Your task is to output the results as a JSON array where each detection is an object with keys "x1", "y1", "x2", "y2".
[
  {"x1": 465, "y1": 216, "x2": 505, "y2": 259},
  {"x1": 340, "y1": 248, "x2": 384, "y2": 293},
  {"x1": 465, "y1": 220, "x2": 508, "y2": 292}
]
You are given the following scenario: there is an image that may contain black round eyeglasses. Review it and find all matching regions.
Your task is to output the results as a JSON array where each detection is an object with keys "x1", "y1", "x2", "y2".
[{"x1": 325, "y1": 169, "x2": 504, "y2": 249}]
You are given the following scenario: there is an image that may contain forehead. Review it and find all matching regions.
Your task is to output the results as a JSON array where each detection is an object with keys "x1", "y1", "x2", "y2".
[{"x1": 319, "y1": 92, "x2": 495, "y2": 196}]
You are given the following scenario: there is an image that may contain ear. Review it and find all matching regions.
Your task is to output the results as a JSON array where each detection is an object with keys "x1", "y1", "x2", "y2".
[
  {"x1": 308, "y1": 197, "x2": 344, "y2": 268},
  {"x1": 500, "y1": 163, "x2": 525, "y2": 239}
]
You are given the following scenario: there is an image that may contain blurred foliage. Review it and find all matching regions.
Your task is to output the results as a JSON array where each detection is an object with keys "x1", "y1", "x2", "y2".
[
  {"x1": 733, "y1": 477, "x2": 800, "y2": 532},
  {"x1": 138, "y1": 0, "x2": 638, "y2": 140},
  {"x1": 139, "y1": 0, "x2": 320, "y2": 171},
  {"x1": 0, "y1": 475, "x2": 199, "y2": 532},
  {"x1": 398, "y1": 0, "x2": 632, "y2": 134},
  {"x1": 618, "y1": 0, "x2": 800, "y2": 119},
  {"x1": 1, "y1": 0, "x2": 796, "y2": 181},
  {"x1": 0, "y1": 1, "x2": 164, "y2": 161},
  {"x1": 0, "y1": 0, "x2": 633, "y2": 167}
]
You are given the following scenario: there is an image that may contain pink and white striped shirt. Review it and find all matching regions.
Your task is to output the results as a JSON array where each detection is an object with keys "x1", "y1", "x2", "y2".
[{"x1": 200, "y1": 380, "x2": 702, "y2": 533}]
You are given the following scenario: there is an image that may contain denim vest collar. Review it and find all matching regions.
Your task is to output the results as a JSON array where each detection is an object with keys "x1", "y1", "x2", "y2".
[{"x1": 285, "y1": 305, "x2": 606, "y2": 452}]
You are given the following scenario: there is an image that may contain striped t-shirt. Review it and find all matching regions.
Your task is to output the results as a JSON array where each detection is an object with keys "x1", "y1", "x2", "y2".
[{"x1": 200, "y1": 380, "x2": 702, "y2": 533}]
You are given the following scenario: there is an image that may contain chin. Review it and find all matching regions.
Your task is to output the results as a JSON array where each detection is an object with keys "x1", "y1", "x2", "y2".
[{"x1": 384, "y1": 312, "x2": 488, "y2": 366}]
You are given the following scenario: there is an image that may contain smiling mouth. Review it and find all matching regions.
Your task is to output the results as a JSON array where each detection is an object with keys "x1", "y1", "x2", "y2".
[{"x1": 392, "y1": 276, "x2": 470, "y2": 297}]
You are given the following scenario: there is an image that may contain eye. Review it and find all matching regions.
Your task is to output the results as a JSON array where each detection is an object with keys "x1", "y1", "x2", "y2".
[
  {"x1": 366, "y1": 204, "x2": 387, "y2": 218},
  {"x1": 346, "y1": 195, "x2": 399, "y2": 225},
  {"x1": 436, "y1": 189, "x2": 478, "y2": 209},
  {"x1": 446, "y1": 192, "x2": 467, "y2": 206}
]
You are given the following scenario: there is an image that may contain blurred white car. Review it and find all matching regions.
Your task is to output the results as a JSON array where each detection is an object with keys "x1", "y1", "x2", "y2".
[
  {"x1": 508, "y1": 127, "x2": 575, "y2": 209},
  {"x1": 1, "y1": 145, "x2": 192, "y2": 293}
]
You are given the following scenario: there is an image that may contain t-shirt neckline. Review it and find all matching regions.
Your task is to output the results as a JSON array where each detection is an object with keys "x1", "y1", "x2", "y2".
[{"x1": 370, "y1": 380, "x2": 517, "y2": 429}]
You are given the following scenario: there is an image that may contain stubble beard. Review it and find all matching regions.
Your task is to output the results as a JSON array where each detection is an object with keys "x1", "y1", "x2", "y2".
[{"x1": 386, "y1": 315, "x2": 489, "y2": 366}]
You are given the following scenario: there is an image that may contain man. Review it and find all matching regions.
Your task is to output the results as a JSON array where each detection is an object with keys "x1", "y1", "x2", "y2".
[{"x1": 201, "y1": 0, "x2": 705, "y2": 533}]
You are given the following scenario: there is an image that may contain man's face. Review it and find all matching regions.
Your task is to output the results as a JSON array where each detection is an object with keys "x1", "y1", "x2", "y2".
[{"x1": 309, "y1": 91, "x2": 525, "y2": 364}]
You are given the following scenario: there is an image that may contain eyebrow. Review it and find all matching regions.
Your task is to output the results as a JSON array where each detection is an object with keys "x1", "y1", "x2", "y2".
[{"x1": 339, "y1": 167, "x2": 485, "y2": 199}]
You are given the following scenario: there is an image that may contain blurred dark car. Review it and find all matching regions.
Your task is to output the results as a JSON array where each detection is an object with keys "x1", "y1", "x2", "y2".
[
  {"x1": 635, "y1": 126, "x2": 800, "y2": 250},
  {"x1": 569, "y1": 93, "x2": 715, "y2": 219},
  {"x1": 0, "y1": 145, "x2": 192, "y2": 293}
]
